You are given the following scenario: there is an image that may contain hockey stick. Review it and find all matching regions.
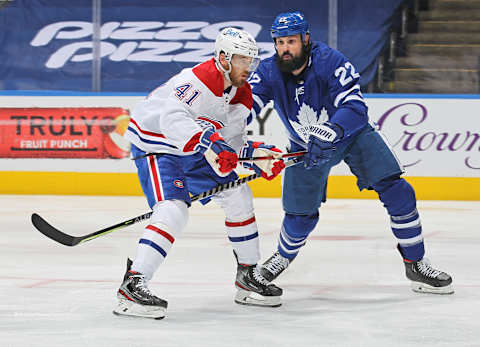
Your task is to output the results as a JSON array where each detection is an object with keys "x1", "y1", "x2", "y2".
[
  {"x1": 131, "y1": 151, "x2": 306, "y2": 161},
  {"x1": 238, "y1": 150, "x2": 306, "y2": 162},
  {"x1": 31, "y1": 158, "x2": 303, "y2": 247}
]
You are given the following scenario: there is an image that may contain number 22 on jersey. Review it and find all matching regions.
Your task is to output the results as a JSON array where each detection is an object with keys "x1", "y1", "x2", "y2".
[{"x1": 334, "y1": 62, "x2": 360, "y2": 86}]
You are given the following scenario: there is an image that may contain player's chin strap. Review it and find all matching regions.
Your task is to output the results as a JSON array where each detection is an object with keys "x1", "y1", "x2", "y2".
[
  {"x1": 215, "y1": 59, "x2": 232, "y2": 83},
  {"x1": 31, "y1": 157, "x2": 304, "y2": 247}
]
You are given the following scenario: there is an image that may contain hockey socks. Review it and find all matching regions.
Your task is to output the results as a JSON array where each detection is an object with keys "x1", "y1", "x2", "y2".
[
  {"x1": 132, "y1": 200, "x2": 187, "y2": 280},
  {"x1": 374, "y1": 176, "x2": 425, "y2": 260},
  {"x1": 277, "y1": 212, "x2": 318, "y2": 259}
]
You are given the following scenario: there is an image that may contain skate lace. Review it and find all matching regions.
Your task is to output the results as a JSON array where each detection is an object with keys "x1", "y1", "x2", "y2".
[
  {"x1": 263, "y1": 253, "x2": 289, "y2": 275},
  {"x1": 417, "y1": 258, "x2": 442, "y2": 278},
  {"x1": 252, "y1": 266, "x2": 270, "y2": 286},
  {"x1": 131, "y1": 274, "x2": 154, "y2": 296}
]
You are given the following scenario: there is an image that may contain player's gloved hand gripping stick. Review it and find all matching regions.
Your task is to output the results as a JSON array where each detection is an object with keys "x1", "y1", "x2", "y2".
[
  {"x1": 193, "y1": 128, "x2": 238, "y2": 176},
  {"x1": 305, "y1": 122, "x2": 344, "y2": 169},
  {"x1": 240, "y1": 141, "x2": 286, "y2": 180}
]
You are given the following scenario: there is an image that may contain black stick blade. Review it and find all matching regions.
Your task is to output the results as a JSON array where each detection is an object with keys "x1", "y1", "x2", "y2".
[{"x1": 31, "y1": 213, "x2": 81, "y2": 246}]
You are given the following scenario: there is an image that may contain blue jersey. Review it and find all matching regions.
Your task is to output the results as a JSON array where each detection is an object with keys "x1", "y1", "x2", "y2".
[{"x1": 249, "y1": 41, "x2": 369, "y2": 148}]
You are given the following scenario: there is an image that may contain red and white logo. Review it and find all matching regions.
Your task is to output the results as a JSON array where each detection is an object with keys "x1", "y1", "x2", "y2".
[{"x1": 173, "y1": 180, "x2": 184, "y2": 188}]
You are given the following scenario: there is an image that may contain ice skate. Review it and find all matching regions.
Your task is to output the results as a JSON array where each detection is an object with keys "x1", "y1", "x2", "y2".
[
  {"x1": 233, "y1": 252, "x2": 282, "y2": 307},
  {"x1": 398, "y1": 246, "x2": 454, "y2": 294},
  {"x1": 259, "y1": 251, "x2": 291, "y2": 282},
  {"x1": 113, "y1": 258, "x2": 168, "y2": 319}
]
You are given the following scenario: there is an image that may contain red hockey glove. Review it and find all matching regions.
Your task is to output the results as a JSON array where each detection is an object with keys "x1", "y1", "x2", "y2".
[
  {"x1": 192, "y1": 129, "x2": 238, "y2": 176},
  {"x1": 241, "y1": 141, "x2": 286, "y2": 180}
]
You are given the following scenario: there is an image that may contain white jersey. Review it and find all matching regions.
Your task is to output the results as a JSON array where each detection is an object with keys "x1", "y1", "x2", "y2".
[{"x1": 125, "y1": 58, "x2": 253, "y2": 155}]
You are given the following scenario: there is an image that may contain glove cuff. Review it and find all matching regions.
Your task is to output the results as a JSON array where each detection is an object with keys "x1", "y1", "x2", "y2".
[
  {"x1": 309, "y1": 122, "x2": 343, "y2": 143},
  {"x1": 327, "y1": 122, "x2": 344, "y2": 139}
]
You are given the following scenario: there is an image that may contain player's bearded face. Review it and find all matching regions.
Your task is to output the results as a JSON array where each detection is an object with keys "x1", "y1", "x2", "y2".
[{"x1": 275, "y1": 35, "x2": 309, "y2": 73}]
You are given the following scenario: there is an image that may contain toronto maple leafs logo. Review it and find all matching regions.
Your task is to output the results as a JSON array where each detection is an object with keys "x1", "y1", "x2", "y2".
[
  {"x1": 289, "y1": 103, "x2": 329, "y2": 142},
  {"x1": 295, "y1": 85, "x2": 304, "y2": 104}
]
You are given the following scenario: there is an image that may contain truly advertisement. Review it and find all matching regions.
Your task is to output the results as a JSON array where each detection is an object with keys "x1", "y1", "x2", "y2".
[{"x1": 0, "y1": 107, "x2": 131, "y2": 158}]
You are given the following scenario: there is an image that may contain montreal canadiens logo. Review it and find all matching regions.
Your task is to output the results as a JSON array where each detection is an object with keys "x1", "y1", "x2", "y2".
[{"x1": 173, "y1": 180, "x2": 184, "y2": 188}]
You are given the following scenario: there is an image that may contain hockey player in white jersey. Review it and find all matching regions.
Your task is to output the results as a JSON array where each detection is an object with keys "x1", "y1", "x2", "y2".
[
  {"x1": 113, "y1": 27, "x2": 286, "y2": 319},
  {"x1": 249, "y1": 11, "x2": 453, "y2": 295}
]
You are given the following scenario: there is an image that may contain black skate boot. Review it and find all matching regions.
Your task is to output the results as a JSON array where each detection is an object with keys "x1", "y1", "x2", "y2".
[
  {"x1": 259, "y1": 251, "x2": 291, "y2": 282},
  {"x1": 113, "y1": 258, "x2": 168, "y2": 319},
  {"x1": 233, "y1": 252, "x2": 282, "y2": 307},
  {"x1": 398, "y1": 246, "x2": 454, "y2": 294}
]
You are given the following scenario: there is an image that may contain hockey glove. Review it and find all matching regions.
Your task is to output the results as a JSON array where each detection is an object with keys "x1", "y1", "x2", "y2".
[
  {"x1": 194, "y1": 128, "x2": 238, "y2": 177},
  {"x1": 241, "y1": 141, "x2": 286, "y2": 180},
  {"x1": 305, "y1": 122, "x2": 344, "y2": 169}
]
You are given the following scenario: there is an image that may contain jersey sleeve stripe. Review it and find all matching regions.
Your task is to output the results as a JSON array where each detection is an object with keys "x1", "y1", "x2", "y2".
[
  {"x1": 343, "y1": 95, "x2": 365, "y2": 104},
  {"x1": 127, "y1": 126, "x2": 178, "y2": 149},
  {"x1": 333, "y1": 84, "x2": 361, "y2": 107},
  {"x1": 183, "y1": 131, "x2": 201, "y2": 152},
  {"x1": 130, "y1": 118, "x2": 166, "y2": 138}
]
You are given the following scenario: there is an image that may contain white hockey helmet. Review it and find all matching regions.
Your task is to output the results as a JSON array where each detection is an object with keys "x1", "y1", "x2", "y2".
[{"x1": 214, "y1": 27, "x2": 260, "y2": 75}]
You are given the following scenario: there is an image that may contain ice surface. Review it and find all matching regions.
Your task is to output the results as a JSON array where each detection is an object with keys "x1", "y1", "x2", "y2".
[{"x1": 1, "y1": 195, "x2": 479, "y2": 347}]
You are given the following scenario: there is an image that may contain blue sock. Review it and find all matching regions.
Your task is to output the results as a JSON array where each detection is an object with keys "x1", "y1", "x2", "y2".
[
  {"x1": 277, "y1": 212, "x2": 319, "y2": 259},
  {"x1": 373, "y1": 176, "x2": 425, "y2": 261}
]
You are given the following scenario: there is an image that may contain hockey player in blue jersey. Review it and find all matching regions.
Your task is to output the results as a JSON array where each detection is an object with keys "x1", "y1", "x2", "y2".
[{"x1": 250, "y1": 11, "x2": 453, "y2": 295}]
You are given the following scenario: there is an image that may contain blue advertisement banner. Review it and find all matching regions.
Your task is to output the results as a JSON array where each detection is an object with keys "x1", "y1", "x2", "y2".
[{"x1": 0, "y1": 0, "x2": 403, "y2": 92}]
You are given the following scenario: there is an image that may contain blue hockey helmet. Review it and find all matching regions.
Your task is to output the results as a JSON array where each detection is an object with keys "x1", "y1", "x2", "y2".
[{"x1": 270, "y1": 11, "x2": 309, "y2": 39}]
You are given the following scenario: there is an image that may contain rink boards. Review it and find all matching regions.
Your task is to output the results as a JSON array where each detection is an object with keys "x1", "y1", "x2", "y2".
[
  {"x1": 2, "y1": 170, "x2": 479, "y2": 200},
  {"x1": 1, "y1": 92, "x2": 479, "y2": 200}
]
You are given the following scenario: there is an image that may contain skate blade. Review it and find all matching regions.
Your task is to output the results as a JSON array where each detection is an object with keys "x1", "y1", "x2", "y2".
[
  {"x1": 411, "y1": 281, "x2": 454, "y2": 295},
  {"x1": 234, "y1": 289, "x2": 282, "y2": 307},
  {"x1": 113, "y1": 298, "x2": 167, "y2": 319}
]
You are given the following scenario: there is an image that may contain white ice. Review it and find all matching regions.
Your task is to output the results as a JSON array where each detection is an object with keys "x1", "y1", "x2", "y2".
[{"x1": 1, "y1": 195, "x2": 479, "y2": 347}]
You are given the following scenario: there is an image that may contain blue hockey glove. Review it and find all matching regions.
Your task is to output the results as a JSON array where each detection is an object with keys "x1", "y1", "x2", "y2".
[
  {"x1": 193, "y1": 128, "x2": 238, "y2": 177},
  {"x1": 305, "y1": 122, "x2": 344, "y2": 169},
  {"x1": 241, "y1": 141, "x2": 286, "y2": 180}
]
